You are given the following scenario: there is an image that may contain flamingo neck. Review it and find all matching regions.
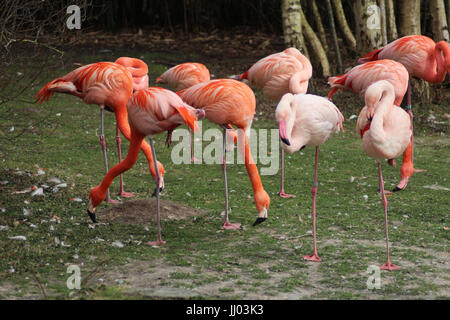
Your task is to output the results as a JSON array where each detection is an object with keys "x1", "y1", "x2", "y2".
[
  {"x1": 433, "y1": 41, "x2": 450, "y2": 83},
  {"x1": 370, "y1": 87, "x2": 395, "y2": 141}
]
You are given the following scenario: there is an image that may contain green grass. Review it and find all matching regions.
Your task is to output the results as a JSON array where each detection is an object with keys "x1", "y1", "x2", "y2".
[{"x1": 0, "y1": 49, "x2": 449, "y2": 300}]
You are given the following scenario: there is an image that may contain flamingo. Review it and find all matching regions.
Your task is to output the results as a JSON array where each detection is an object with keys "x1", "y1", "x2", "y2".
[
  {"x1": 276, "y1": 93, "x2": 344, "y2": 262},
  {"x1": 356, "y1": 80, "x2": 412, "y2": 271},
  {"x1": 177, "y1": 79, "x2": 271, "y2": 228},
  {"x1": 358, "y1": 35, "x2": 450, "y2": 174},
  {"x1": 88, "y1": 87, "x2": 205, "y2": 245},
  {"x1": 156, "y1": 63, "x2": 211, "y2": 162},
  {"x1": 156, "y1": 62, "x2": 210, "y2": 91},
  {"x1": 328, "y1": 59, "x2": 414, "y2": 191},
  {"x1": 35, "y1": 58, "x2": 164, "y2": 203},
  {"x1": 235, "y1": 47, "x2": 312, "y2": 198}
]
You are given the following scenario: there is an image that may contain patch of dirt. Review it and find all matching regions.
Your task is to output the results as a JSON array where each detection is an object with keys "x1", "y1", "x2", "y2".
[{"x1": 96, "y1": 198, "x2": 207, "y2": 225}]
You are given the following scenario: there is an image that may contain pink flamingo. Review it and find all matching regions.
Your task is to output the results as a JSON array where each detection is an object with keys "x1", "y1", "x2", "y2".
[
  {"x1": 356, "y1": 80, "x2": 412, "y2": 271},
  {"x1": 177, "y1": 79, "x2": 271, "y2": 228},
  {"x1": 156, "y1": 63, "x2": 211, "y2": 162},
  {"x1": 358, "y1": 35, "x2": 450, "y2": 173},
  {"x1": 328, "y1": 59, "x2": 414, "y2": 191},
  {"x1": 35, "y1": 58, "x2": 164, "y2": 203},
  {"x1": 236, "y1": 48, "x2": 312, "y2": 198},
  {"x1": 276, "y1": 93, "x2": 344, "y2": 262},
  {"x1": 88, "y1": 87, "x2": 204, "y2": 245}
]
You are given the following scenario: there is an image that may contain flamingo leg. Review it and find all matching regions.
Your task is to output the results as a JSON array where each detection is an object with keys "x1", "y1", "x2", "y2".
[
  {"x1": 146, "y1": 137, "x2": 166, "y2": 246},
  {"x1": 278, "y1": 147, "x2": 296, "y2": 198},
  {"x1": 304, "y1": 147, "x2": 321, "y2": 262},
  {"x1": 99, "y1": 106, "x2": 119, "y2": 204},
  {"x1": 115, "y1": 125, "x2": 134, "y2": 198},
  {"x1": 377, "y1": 161, "x2": 398, "y2": 271},
  {"x1": 406, "y1": 80, "x2": 425, "y2": 174},
  {"x1": 222, "y1": 128, "x2": 241, "y2": 230},
  {"x1": 189, "y1": 127, "x2": 200, "y2": 163}
]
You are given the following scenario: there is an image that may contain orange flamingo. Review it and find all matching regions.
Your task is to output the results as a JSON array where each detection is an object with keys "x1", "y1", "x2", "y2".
[
  {"x1": 328, "y1": 59, "x2": 414, "y2": 191},
  {"x1": 156, "y1": 62, "x2": 210, "y2": 91},
  {"x1": 177, "y1": 79, "x2": 271, "y2": 228},
  {"x1": 35, "y1": 58, "x2": 164, "y2": 203},
  {"x1": 236, "y1": 47, "x2": 312, "y2": 198},
  {"x1": 358, "y1": 35, "x2": 450, "y2": 175},
  {"x1": 356, "y1": 80, "x2": 412, "y2": 270},
  {"x1": 156, "y1": 63, "x2": 211, "y2": 162},
  {"x1": 276, "y1": 93, "x2": 344, "y2": 262},
  {"x1": 88, "y1": 87, "x2": 205, "y2": 245}
]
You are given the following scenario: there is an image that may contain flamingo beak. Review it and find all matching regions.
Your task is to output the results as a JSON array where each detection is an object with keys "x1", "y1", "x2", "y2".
[{"x1": 278, "y1": 120, "x2": 290, "y2": 146}]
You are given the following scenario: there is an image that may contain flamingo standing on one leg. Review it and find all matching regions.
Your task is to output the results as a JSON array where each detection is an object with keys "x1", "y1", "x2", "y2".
[
  {"x1": 327, "y1": 59, "x2": 414, "y2": 191},
  {"x1": 88, "y1": 87, "x2": 205, "y2": 245},
  {"x1": 235, "y1": 47, "x2": 312, "y2": 198},
  {"x1": 177, "y1": 79, "x2": 271, "y2": 228},
  {"x1": 276, "y1": 93, "x2": 344, "y2": 262},
  {"x1": 156, "y1": 63, "x2": 211, "y2": 162},
  {"x1": 356, "y1": 80, "x2": 412, "y2": 271},
  {"x1": 35, "y1": 58, "x2": 165, "y2": 202},
  {"x1": 358, "y1": 35, "x2": 450, "y2": 174}
]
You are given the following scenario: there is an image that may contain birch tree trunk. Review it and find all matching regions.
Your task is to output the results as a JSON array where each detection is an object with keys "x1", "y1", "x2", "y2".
[
  {"x1": 353, "y1": 0, "x2": 383, "y2": 54},
  {"x1": 378, "y1": 0, "x2": 388, "y2": 45},
  {"x1": 299, "y1": 5, "x2": 330, "y2": 77},
  {"x1": 281, "y1": 0, "x2": 307, "y2": 54},
  {"x1": 310, "y1": 0, "x2": 328, "y2": 51},
  {"x1": 331, "y1": 0, "x2": 356, "y2": 51},
  {"x1": 430, "y1": 0, "x2": 450, "y2": 42},
  {"x1": 385, "y1": 0, "x2": 398, "y2": 41},
  {"x1": 398, "y1": 0, "x2": 421, "y2": 35},
  {"x1": 326, "y1": 0, "x2": 343, "y2": 73}
]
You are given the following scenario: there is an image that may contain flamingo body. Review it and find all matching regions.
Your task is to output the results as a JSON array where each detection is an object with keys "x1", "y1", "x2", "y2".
[{"x1": 156, "y1": 63, "x2": 210, "y2": 91}]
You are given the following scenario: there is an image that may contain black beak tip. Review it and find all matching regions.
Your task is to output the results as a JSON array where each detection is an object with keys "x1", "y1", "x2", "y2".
[
  {"x1": 281, "y1": 137, "x2": 291, "y2": 146},
  {"x1": 151, "y1": 187, "x2": 163, "y2": 197},
  {"x1": 87, "y1": 209, "x2": 97, "y2": 223},
  {"x1": 252, "y1": 217, "x2": 267, "y2": 226},
  {"x1": 392, "y1": 186, "x2": 403, "y2": 192}
]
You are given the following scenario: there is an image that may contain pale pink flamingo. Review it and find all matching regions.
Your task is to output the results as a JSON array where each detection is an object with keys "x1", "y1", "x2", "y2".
[
  {"x1": 88, "y1": 87, "x2": 205, "y2": 245},
  {"x1": 276, "y1": 93, "x2": 344, "y2": 262},
  {"x1": 358, "y1": 35, "x2": 450, "y2": 174},
  {"x1": 35, "y1": 58, "x2": 164, "y2": 203},
  {"x1": 356, "y1": 80, "x2": 412, "y2": 270},
  {"x1": 177, "y1": 79, "x2": 271, "y2": 228},
  {"x1": 156, "y1": 62, "x2": 211, "y2": 162},
  {"x1": 328, "y1": 59, "x2": 415, "y2": 191},
  {"x1": 236, "y1": 47, "x2": 313, "y2": 198}
]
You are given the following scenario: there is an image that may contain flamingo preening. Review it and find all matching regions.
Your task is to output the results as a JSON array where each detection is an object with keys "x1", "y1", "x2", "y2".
[
  {"x1": 276, "y1": 93, "x2": 344, "y2": 262},
  {"x1": 177, "y1": 79, "x2": 271, "y2": 228},
  {"x1": 236, "y1": 48, "x2": 312, "y2": 198},
  {"x1": 88, "y1": 87, "x2": 205, "y2": 245},
  {"x1": 356, "y1": 80, "x2": 412, "y2": 271},
  {"x1": 358, "y1": 35, "x2": 450, "y2": 176},
  {"x1": 35, "y1": 58, "x2": 164, "y2": 203},
  {"x1": 328, "y1": 59, "x2": 414, "y2": 191}
]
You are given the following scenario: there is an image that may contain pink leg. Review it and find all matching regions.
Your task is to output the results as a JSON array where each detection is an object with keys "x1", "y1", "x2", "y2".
[
  {"x1": 99, "y1": 106, "x2": 119, "y2": 205},
  {"x1": 115, "y1": 125, "x2": 134, "y2": 198},
  {"x1": 304, "y1": 147, "x2": 321, "y2": 262},
  {"x1": 377, "y1": 161, "x2": 398, "y2": 271},
  {"x1": 145, "y1": 138, "x2": 165, "y2": 246},
  {"x1": 222, "y1": 128, "x2": 241, "y2": 230},
  {"x1": 278, "y1": 147, "x2": 296, "y2": 198}
]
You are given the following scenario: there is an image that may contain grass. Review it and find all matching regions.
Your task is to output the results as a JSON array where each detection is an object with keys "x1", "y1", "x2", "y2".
[{"x1": 0, "y1": 48, "x2": 449, "y2": 300}]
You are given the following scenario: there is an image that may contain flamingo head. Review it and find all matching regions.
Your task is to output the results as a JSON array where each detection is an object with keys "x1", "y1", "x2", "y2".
[{"x1": 275, "y1": 93, "x2": 295, "y2": 146}]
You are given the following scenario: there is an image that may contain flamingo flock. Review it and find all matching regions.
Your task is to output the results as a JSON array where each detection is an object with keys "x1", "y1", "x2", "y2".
[{"x1": 35, "y1": 34, "x2": 449, "y2": 271}]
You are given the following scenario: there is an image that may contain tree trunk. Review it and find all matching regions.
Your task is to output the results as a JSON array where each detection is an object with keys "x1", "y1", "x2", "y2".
[
  {"x1": 378, "y1": 0, "x2": 388, "y2": 45},
  {"x1": 325, "y1": 0, "x2": 343, "y2": 74},
  {"x1": 398, "y1": 0, "x2": 421, "y2": 35},
  {"x1": 281, "y1": 0, "x2": 307, "y2": 53},
  {"x1": 353, "y1": 0, "x2": 383, "y2": 54},
  {"x1": 430, "y1": 0, "x2": 450, "y2": 42},
  {"x1": 385, "y1": 0, "x2": 398, "y2": 41},
  {"x1": 310, "y1": 0, "x2": 328, "y2": 51},
  {"x1": 447, "y1": 0, "x2": 450, "y2": 31},
  {"x1": 331, "y1": 0, "x2": 356, "y2": 51},
  {"x1": 299, "y1": 5, "x2": 330, "y2": 77}
]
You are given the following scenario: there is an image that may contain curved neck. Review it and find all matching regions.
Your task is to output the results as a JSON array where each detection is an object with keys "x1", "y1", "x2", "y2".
[
  {"x1": 371, "y1": 86, "x2": 395, "y2": 135},
  {"x1": 433, "y1": 41, "x2": 450, "y2": 83}
]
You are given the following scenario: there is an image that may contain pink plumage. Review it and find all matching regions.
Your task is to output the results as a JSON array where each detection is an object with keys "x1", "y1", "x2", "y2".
[
  {"x1": 156, "y1": 63, "x2": 211, "y2": 91},
  {"x1": 328, "y1": 59, "x2": 409, "y2": 106}
]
